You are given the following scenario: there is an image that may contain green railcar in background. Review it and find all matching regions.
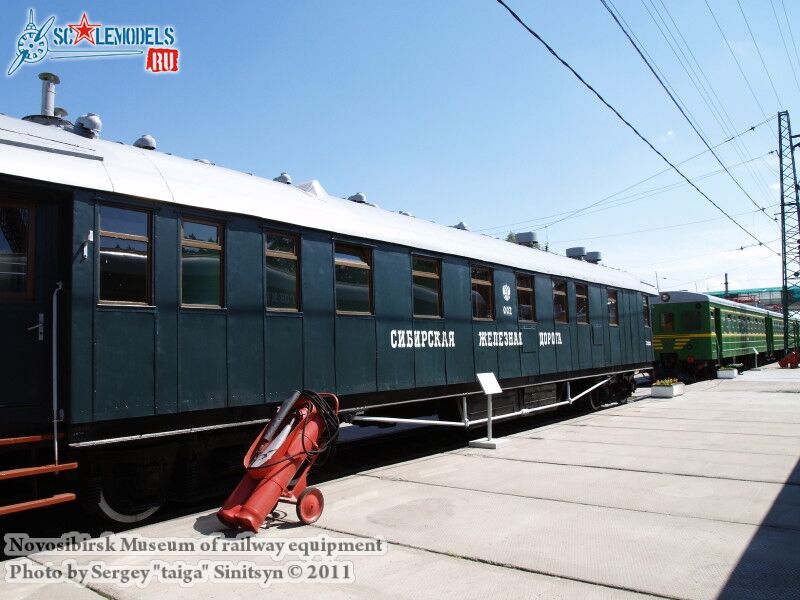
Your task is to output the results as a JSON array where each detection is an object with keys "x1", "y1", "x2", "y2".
[{"x1": 651, "y1": 291, "x2": 800, "y2": 381}]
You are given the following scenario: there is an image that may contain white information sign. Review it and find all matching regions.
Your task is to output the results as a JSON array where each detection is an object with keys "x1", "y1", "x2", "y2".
[{"x1": 476, "y1": 372, "x2": 502, "y2": 396}]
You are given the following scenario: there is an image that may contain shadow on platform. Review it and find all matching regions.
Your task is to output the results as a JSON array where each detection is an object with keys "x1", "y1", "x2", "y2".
[{"x1": 717, "y1": 456, "x2": 800, "y2": 599}]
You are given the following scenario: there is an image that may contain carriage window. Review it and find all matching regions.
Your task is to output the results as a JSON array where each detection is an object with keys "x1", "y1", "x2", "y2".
[
  {"x1": 681, "y1": 310, "x2": 702, "y2": 331},
  {"x1": 335, "y1": 243, "x2": 372, "y2": 314},
  {"x1": 266, "y1": 232, "x2": 300, "y2": 310},
  {"x1": 412, "y1": 256, "x2": 441, "y2": 318},
  {"x1": 0, "y1": 203, "x2": 34, "y2": 299},
  {"x1": 607, "y1": 289, "x2": 619, "y2": 325},
  {"x1": 660, "y1": 311, "x2": 674, "y2": 332},
  {"x1": 553, "y1": 279, "x2": 568, "y2": 323},
  {"x1": 181, "y1": 219, "x2": 223, "y2": 307},
  {"x1": 471, "y1": 265, "x2": 493, "y2": 319},
  {"x1": 643, "y1": 294, "x2": 651, "y2": 327},
  {"x1": 517, "y1": 274, "x2": 535, "y2": 321},
  {"x1": 576, "y1": 283, "x2": 589, "y2": 324},
  {"x1": 99, "y1": 205, "x2": 150, "y2": 304}
]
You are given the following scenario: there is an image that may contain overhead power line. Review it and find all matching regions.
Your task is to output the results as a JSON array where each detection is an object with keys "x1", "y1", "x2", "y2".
[
  {"x1": 600, "y1": 0, "x2": 775, "y2": 224},
  {"x1": 769, "y1": 0, "x2": 800, "y2": 93},
  {"x1": 735, "y1": 0, "x2": 782, "y2": 108},
  {"x1": 548, "y1": 205, "x2": 775, "y2": 245},
  {"x1": 480, "y1": 147, "x2": 774, "y2": 234},
  {"x1": 492, "y1": 0, "x2": 779, "y2": 255},
  {"x1": 626, "y1": 237, "x2": 781, "y2": 269},
  {"x1": 609, "y1": 0, "x2": 772, "y2": 208},
  {"x1": 782, "y1": 0, "x2": 800, "y2": 82},
  {"x1": 646, "y1": 0, "x2": 776, "y2": 205},
  {"x1": 704, "y1": 0, "x2": 769, "y2": 122}
]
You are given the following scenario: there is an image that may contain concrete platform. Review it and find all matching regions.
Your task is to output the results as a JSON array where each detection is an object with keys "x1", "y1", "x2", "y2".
[{"x1": 3, "y1": 366, "x2": 800, "y2": 599}]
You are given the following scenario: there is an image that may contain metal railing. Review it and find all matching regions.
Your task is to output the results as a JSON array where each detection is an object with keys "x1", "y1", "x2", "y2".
[{"x1": 351, "y1": 377, "x2": 613, "y2": 432}]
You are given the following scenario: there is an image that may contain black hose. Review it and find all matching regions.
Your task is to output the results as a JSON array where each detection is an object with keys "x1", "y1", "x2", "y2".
[
  {"x1": 299, "y1": 389, "x2": 340, "y2": 465},
  {"x1": 247, "y1": 390, "x2": 339, "y2": 470}
]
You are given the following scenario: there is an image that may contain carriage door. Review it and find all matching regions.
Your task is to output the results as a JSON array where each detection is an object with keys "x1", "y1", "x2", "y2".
[
  {"x1": 0, "y1": 199, "x2": 58, "y2": 431},
  {"x1": 713, "y1": 308, "x2": 722, "y2": 364}
]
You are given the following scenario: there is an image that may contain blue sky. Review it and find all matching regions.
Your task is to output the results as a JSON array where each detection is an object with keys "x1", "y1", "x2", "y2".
[{"x1": 2, "y1": 1, "x2": 797, "y2": 292}]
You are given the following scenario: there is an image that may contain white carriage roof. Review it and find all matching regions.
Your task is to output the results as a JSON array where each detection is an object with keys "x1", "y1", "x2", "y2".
[
  {"x1": 653, "y1": 290, "x2": 785, "y2": 318},
  {"x1": 0, "y1": 114, "x2": 654, "y2": 293}
]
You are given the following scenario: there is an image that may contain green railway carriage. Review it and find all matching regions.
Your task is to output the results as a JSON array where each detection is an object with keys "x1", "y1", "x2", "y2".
[
  {"x1": 0, "y1": 84, "x2": 655, "y2": 521},
  {"x1": 651, "y1": 291, "x2": 798, "y2": 380}
]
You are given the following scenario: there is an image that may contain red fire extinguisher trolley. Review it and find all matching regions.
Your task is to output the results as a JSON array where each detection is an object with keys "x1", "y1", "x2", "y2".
[{"x1": 218, "y1": 390, "x2": 340, "y2": 532}]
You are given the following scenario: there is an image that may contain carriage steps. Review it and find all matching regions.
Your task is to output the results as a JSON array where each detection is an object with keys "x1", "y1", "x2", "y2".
[{"x1": 0, "y1": 433, "x2": 77, "y2": 516}]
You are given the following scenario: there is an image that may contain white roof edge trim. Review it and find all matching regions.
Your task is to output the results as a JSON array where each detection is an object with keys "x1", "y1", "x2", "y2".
[{"x1": 0, "y1": 114, "x2": 653, "y2": 293}]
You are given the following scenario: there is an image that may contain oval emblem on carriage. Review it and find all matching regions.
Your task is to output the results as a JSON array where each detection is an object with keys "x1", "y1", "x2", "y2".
[{"x1": 502, "y1": 284, "x2": 511, "y2": 302}]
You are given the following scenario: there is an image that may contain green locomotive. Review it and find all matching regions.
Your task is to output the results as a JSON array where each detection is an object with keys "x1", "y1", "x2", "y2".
[{"x1": 651, "y1": 291, "x2": 799, "y2": 380}]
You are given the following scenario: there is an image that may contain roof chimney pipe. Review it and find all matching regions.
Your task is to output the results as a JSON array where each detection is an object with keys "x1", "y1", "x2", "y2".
[{"x1": 39, "y1": 72, "x2": 59, "y2": 117}]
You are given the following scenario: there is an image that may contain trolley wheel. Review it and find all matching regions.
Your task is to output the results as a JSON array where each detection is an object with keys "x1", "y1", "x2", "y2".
[{"x1": 296, "y1": 487, "x2": 324, "y2": 524}]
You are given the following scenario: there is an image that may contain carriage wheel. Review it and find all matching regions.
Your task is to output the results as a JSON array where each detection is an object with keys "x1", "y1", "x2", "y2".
[
  {"x1": 296, "y1": 487, "x2": 324, "y2": 524},
  {"x1": 587, "y1": 390, "x2": 603, "y2": 412}
]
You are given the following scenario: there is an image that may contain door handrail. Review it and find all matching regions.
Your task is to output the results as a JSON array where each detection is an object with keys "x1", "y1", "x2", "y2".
[{"x1": 51, "y1": 282, "x2": 62, "y2": 465}]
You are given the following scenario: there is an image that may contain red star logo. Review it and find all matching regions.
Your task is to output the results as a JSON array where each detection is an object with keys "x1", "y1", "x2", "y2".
[{"x1": 68, "y1": 12, "x2": 101, "y2": 45}]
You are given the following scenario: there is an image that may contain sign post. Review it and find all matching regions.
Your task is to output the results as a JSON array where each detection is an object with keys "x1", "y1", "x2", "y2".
[{"x1": 469, "y1": 372, "x2": 509, "y2": 449}]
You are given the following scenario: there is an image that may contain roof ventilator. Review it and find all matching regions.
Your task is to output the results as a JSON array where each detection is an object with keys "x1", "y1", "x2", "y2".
[
  {"x1": 348, "y1": 192, "x2": 367, "y2": 203},
  {"x1": 348, "y1": 193, "x2": 377, "y2": 207},
  {"x1": 516, "y1": 231, "x2": 539, "y2": 248},
  {"x1": 566, "y1": 247, "x2": 586, "y2": 260},
  {"x1": 585, "y1": 251, "x2": 602, "y2": 264},
  {"x1": 74, "y1": 113, "x2": 102, "y2": 139},
  {"x1": 134, "y1": 134, "x2": 156, "y2": 150},
  {"x1": 273, "y1": 172, "x2": 292, "y2": 184}
]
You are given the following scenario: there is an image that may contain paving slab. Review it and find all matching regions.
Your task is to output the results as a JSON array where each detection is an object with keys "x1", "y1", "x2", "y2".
[
  {"x1": 463, "y1": 435, "x2": 800, "y2": 484},
  {"x1": 4, "y1": 511, "x2": 655, "y2": 600},
  {"x1": 310, "y1": 475, "x2": 800, "y2": 600},
  {"x1": 0, "y1": 558, "x2": 106, "y2": 600},
  {"x1": 535, "y1": 424, "x2": 800, "y2": 456},
  {"x1": 580, "y1": 414, "x2": 800, "y2": 437},
  {"x1": 605, "y1": 407, "x2": 800, "y2": 424},
  {"x1": 366, "y1": 452, "x2": 800, "y2": 529}
]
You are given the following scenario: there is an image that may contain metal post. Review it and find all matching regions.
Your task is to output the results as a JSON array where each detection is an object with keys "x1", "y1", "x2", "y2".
[
  {"x1": 486, "y1": 394, "x2": 493, "y2": 442},
  {"x1": 778, "y1": 111, "x2": 800, "y2": 352}
]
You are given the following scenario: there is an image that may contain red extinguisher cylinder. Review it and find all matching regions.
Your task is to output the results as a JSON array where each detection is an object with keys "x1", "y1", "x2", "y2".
[
  {"x1": 217, "y1": 472, "x2": 260, "y2": 528},
  {"x1": 217, "y1": 397, "x2": 329, "y2": 532}
]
